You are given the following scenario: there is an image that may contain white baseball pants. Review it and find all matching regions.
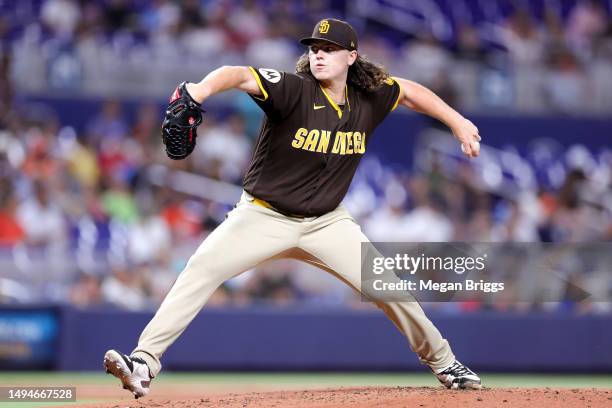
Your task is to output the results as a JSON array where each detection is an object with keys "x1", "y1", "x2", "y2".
[{"x1": 132, "y1": 192, "x2": 455, "y2": 376}]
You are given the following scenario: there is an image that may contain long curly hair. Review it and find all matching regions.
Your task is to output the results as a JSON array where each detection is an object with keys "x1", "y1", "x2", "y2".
[{"x1": 295, "y1": 53, "x2": 390, "y2": 93}]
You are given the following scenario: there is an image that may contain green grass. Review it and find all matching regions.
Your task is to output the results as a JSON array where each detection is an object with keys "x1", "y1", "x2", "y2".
[
  {"x1": 0, "y1": 372, "x2": 610, "y2": 408},
  {"x1": 1, "y1": 371, "x2": 611, "y2": 387}
]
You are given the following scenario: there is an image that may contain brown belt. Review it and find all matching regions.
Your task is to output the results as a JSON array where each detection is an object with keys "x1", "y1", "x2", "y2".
[{"x1": 251, "y1": 197, "x2": 306, "y2": 219}]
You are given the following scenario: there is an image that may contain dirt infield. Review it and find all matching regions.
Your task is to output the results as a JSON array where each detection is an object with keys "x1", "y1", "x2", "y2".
[{"x1": 57, "y1": 386, "x2": 612, "y2": 408}]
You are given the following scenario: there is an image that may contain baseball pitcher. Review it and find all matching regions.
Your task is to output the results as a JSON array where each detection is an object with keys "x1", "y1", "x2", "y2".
[{"x1": 104, "y1": 18, "x2": 482, "y2": 398}]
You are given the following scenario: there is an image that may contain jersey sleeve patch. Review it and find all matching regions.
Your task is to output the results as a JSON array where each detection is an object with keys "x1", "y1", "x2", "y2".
[
  {"x1": 248, "y1": 67, "x2": 304, "y2": 120},
  {"x1": 258, "y1": 68, "x2": 282, "y2": 83}
]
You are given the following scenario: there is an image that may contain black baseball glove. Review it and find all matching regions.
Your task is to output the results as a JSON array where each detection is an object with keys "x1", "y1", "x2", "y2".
[{"x1": 161, "y1": 82, "x2": 204, "y2": 160}]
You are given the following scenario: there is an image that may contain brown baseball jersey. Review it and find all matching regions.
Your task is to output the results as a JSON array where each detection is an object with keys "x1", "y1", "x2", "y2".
[{"x1": 243, "y1": 66, "x2": 401, "y2": 217}]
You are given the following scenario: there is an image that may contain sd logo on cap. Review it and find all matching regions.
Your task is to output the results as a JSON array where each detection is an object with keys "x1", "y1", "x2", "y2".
[{"x1": 300, "y1": 18, "x2": 358, "y2": 51}]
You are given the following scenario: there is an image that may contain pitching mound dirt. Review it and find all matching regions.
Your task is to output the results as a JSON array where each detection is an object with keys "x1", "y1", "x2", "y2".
[{"x1": 60, "y1": 386, "x2": 612, "y2": 408}]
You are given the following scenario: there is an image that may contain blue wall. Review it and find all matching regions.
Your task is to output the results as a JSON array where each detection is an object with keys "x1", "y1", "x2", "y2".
[
  {"x1": 2, "y1": 306, "x2": 611, "y2": 372},
  {"x1": 371, "y1": 113, "x2": 612, "y2": 167}
]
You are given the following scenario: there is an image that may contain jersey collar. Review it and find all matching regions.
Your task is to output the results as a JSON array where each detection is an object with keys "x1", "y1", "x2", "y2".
[{"x1": 319, "y1": 84, "x2": 351, "y2": 119}]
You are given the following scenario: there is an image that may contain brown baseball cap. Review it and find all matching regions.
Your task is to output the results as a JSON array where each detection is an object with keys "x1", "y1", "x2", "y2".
[{"x1": 300, "y1": 18, "x2": 358, "y2": 51}]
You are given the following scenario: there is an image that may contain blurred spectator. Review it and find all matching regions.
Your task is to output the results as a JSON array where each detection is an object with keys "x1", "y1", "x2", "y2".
[
  {"x1": 243, "y1": 261, "x2": 302, "y2": 306},
  {"x1": 0, "y1": 15, "x2": 10, "y2": 49},
  {"x1": 69, "y1": 273, "x2": 103, "y2": 308},
  {"x1": 491, "y1": 201, "x2": 540, "y2": 242},
  {"x1": 86, "y1": 100, "x2": 129, "y2": 146},
  {"x1": 0, "y1": 178, "x2": 24, "y2": 246},
  {"x1": 180, "y1": 0, "x2": 205, "y2": 28},
  {"x1": 104, "y1": 0, "x2": 136, "y2": 33},
  {"x1": 567, "y1": 0, "x2": 608, "y2": 58},
  {"x1": 363, "y1": 178, "x2": 410, "y2": 241},
  {"x1": 551, "y1": 169, "x2": 607, "y2": 241},
  {"x1": 101, "y1": 264, "x2": 149, "y2": 310},
  {"x1": 245, "y1": 21, "x2": 299, "y2": 72},
  {"x1": 127, "y1": 194, "x2": 171, "y2": 264},
  {"x1": 0, "y1": 129, "x2": 25, "y2": 174},
  {"x1": 359, "y1": 34, "x2": 395, "y2": 69},
  {"x1": 195, "y1": 114, "x2": 251, "y2": 182},
  {"x1": 131, "y1": 103, "x2": 162, "y2": 149},
  {"x1": 428, "y1": 71, "x2": 459, "y2": 111},
  {"x1": 543, "y1": 48, "x2": 588, "y2": 113},
  {"x1": 180, "y1": 0, "x2": 229, "y2": 57},
  {"x1": 148, "y1": 3, "x2": 181, "y2": 54},
  {"x1": 40, "y1": 0, "x2": 81, "y2": 38},
  {"x1": 502, "y1": 9, "x2": 545, "y2": 66},
  {"x1": 227, "y1": 0, "x2": 267, "y2": 47},
  {"x1": 0, "y1": 52, "x2": 13, "y2": 126},
  {"x1": 21, "y1": 120, "x2": 61, "y2": 180},
  {"x1": 16, "y1": 180, "x2": 66, "y2": 246},
  {"x1": 543, "y1": 8, "x2": 566, "y2": 52},
  {"x1": 98, "y1": 133, "x2": 144, "y2": 182},
  {"x1": 401, "y1": 177, "x2": 454, "y2": 242},
  {"x1": 100, "y1": 175, "x2": 138, "y2": 224},
  {"x1": 401, "y1": 33, "x2": 450, "y2": 86},
  {"x1": 145, "y1": 255, "x2": 180, "y2": 305},
  {"x1": 160, "y1": 191, "x2": 204, "y2": 241},
  {"x1": 232, "y1": 92, "x2": 264, "y2": 139},
  {"x1": 66, "y1": 136, "x2": 100, "y2": 189},
  {"x1": 465, "y1": 208, "x2": 496, "y2": 241},
  {"x1": 453, "y1": 24, "x2": 487, "y2": 63},
  {"x1": 558, "y1": 168, "x2": 588, "y2": 209},
  {"x1": 594, "y1": 21, "x2": 612, "y2": 59}
]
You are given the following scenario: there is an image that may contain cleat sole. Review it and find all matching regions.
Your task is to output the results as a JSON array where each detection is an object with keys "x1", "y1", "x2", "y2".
[{"x1": 103, "y1": 351, "x2": 146, "y2": 399}]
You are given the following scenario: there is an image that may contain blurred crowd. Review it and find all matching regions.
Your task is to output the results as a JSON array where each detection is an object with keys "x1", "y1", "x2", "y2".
[
  {"x1": 0, "y1": 95, "x2": 610, "y2": 312},
  {"x1": 1, "y1": 0, "x2": 612, "y2": 111},
  {"x1": 0, "y1": 0, "x2": 610, "y2": 313}
]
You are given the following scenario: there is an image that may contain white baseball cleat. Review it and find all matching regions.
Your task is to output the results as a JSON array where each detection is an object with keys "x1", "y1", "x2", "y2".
[
  {"x1": 103, "y1": 349, "x2": 153, "y2": 399},
  {"x1": 435, "y1": 360, "x2": 482, "y2": 390}
]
